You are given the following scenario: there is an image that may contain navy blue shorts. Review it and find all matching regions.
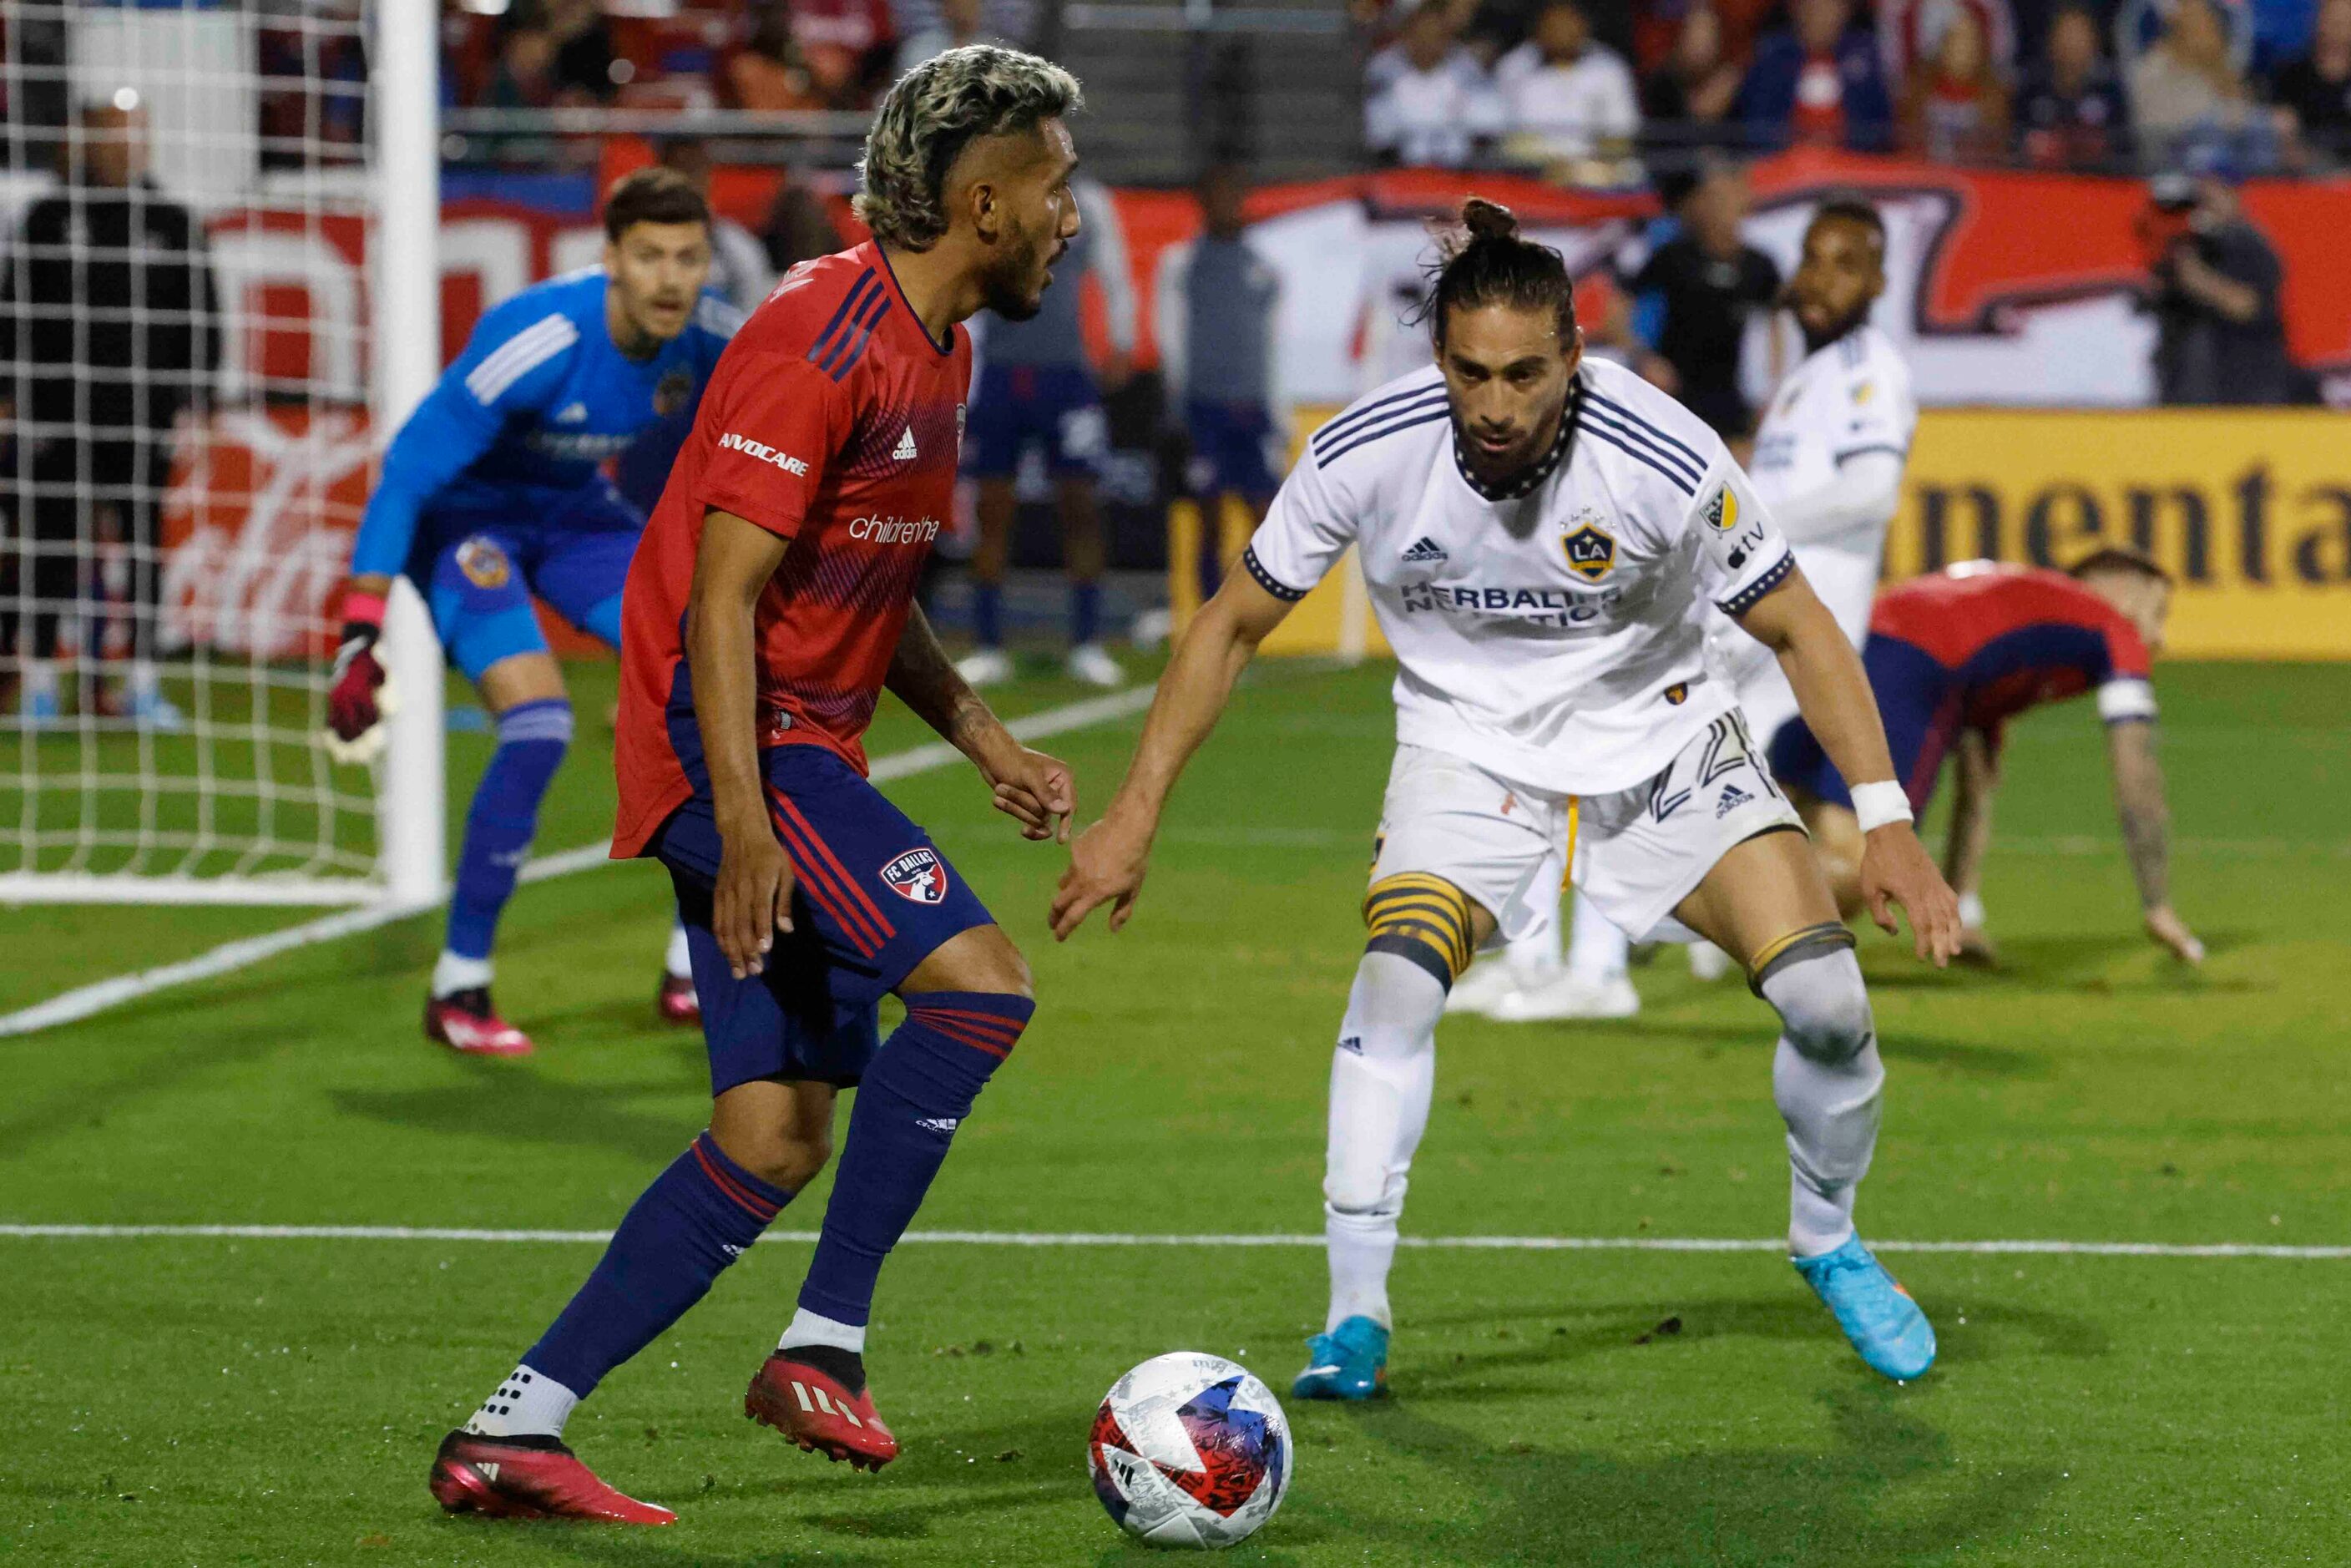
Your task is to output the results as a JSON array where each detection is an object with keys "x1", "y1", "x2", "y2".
[
  {"x1": 650, "y1": 743, "x2": 996, "y2": 1096},
  {"x1": 407, "y1": 484, "x2": 644, "y2": 680},
  {"x1": 1182, "y1": 398, "x2": 1280, "y2": 503},
  {"x1": 962, "y1": 361, "x2": 1106, "y2": 479},
  {"x1": 1767, "y1": 635, "x2": 1960, "y2": 816}
]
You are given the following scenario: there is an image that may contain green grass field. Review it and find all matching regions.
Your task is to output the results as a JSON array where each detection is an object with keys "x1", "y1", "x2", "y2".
[{"x1": 3, "y1": 655, "x2": 2348, "y2": 1566}]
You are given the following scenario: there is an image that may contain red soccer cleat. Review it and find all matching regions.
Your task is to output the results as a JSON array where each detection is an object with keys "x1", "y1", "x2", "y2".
[
  {"x1": 746, "y1": 1350, "x2": 899, "y2": 1471},
  {"x1": 428, "y1": 1430, "x2": 675, "y2": 1525},
  {"x1": 425, "y1": 988, "x2": 533, "y2": 1057},
  {"x1": 657, "y1": 971, "x2": 700, "y2": 1025}
]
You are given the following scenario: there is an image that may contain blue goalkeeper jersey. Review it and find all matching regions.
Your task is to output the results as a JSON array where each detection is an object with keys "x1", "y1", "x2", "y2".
[{"x1": 349, "y1": 268, "x2": 742, "y2": 579}]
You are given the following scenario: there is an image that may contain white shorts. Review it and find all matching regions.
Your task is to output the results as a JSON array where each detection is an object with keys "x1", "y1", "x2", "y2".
[{"x1": 1370, "y1": 718, "x2": 1804, "y2": 948}]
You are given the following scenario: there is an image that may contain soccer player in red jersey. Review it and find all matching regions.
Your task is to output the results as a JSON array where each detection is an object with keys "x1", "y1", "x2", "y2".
[
  {"x1": 1771, "y1": 549, "x2": 2204, "y2": 966},
  {"x1": 428, "y1": 47, "x2": 1086, "y2": 1525}
]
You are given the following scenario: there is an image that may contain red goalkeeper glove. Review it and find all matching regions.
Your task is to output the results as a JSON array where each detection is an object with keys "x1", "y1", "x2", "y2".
[{"x1": 326, "y1": 591, "x2": 391, "y2": 760}]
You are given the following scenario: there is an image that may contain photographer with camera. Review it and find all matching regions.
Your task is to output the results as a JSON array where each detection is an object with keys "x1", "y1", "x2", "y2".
[{"x1": 2140, "y1": 168, "x2": 2298, "y2": 406}]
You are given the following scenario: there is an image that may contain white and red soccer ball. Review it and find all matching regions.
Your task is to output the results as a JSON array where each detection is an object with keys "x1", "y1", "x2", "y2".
[{"x1": 1088, "y1": 1352, "x2": 1291, "y2": 1549}]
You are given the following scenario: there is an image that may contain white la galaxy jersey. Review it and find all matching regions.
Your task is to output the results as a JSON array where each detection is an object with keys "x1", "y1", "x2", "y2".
[
  {"x1": 1245, "y1": 357, "x2": 1794, "y2": 796},
  {"x1": 1745, "y1": 324, "x2": 1917, "y2": 639}
]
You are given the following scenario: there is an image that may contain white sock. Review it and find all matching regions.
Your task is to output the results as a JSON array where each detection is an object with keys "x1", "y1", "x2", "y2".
[
  {"x1": 464, "y1": 1363, "x2": 579, "y2": 1439},
  {"x1": 665, "y1": 919, "x2": 692, "y2": 979},
  {"x1": 781, "y1": 1307, "x2": 866, "y2": 1355},
  {"x1": 1565, "y1": 890, "x2": 1631, "y2": 986},
  {"x1": 1762, "y1": 950, "x2": 1883, "y2": 1257},
  {"x1": 432, "y1": 950, "x2": 494, "y2": 998},
  {"x1": 1323, "y1": 950, "x2": 1441, "y2": 1332}
]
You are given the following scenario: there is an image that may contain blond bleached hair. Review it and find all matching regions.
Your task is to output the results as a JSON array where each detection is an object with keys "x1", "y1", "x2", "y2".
[{"x1": 855, "y1": 45, "x2": 1083, "y2": 251}]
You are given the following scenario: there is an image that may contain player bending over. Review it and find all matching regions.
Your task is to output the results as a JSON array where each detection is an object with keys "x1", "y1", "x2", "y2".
[
  {"x1": 427, "y1": 47, "x2": 1083, "y2": 1525},
  {"x1": 330, "y1": 169, "x2": 737, "y2": 1054},
  {"x1": 1772, "y1": 549, "x2": 2202, "y2": 966},
  {"x1": 1054, "y1": 200, "x2": 1961, "y2": 1401}
]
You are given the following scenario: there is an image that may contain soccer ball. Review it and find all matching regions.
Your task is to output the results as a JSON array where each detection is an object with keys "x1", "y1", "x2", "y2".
[{"x1": 1087, "y1": 1352, "x2": 1291, "y2": 1550}]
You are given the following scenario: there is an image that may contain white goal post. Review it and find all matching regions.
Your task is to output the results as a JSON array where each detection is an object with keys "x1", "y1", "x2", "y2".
[{"x1": 0, "y1": 0, "x2": 443, "y2": 908}]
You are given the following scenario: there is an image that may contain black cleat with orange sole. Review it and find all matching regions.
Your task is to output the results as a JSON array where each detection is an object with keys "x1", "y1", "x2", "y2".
[
  {"x1": 745, "y1": 1349, "x2": 898, "y2": 1470},
  {"x1": 428, "y1": 1430, "x2": 676, "y2": 1525}
]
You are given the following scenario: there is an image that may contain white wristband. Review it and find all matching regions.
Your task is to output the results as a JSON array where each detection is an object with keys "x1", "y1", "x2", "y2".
[
  {"x1": 1957, "y1": 891, "x2": 1986, "y2": 928},
  {"x1": 1850, "y1": 781, "x2": 1913, "y2": 833}
]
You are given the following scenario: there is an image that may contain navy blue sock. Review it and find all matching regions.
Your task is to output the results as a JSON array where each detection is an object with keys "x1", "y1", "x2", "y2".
[
  {"x1": 796, "y1": 991, "x2": 1034, "y2": 1327},
  {"x1": 1070, "y1": 580, "x2": 1102, "y2": 645},
  {"x1": 446, "y1": 697, "x2": 571, "y2": 963},
  {"x1": 527, "y1": 1131, "x2": 792, "y2": 1397},
  {"x1": 973, "y1": 581, "x2": 1004, "y2": 648}
]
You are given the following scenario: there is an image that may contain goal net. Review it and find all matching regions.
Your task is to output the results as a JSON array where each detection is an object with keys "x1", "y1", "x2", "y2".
[{"x1": 0, "y1": 0, "x2": 441, "y2": 906}]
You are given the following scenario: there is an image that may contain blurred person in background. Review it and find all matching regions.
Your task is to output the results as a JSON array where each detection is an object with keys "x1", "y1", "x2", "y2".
[
  {"x1": 2019, "y1": 4, "x2": 2131, "y2": 169},
  {"x1": 1736, "y1": 0, "x2": 1897, "y2": 150},
  {"x1": 1898, "y1": 8, "x2": 2015, "y2": 161},
  {"x1": 2129, "y1": 0, "x2": 2274, "y2": 167},
  {"x1": 896, "y1": 0, "x2": 1016, "y2": 78},
  {"x1": 0, "y1": 99, "x2": 217, "y2": 728},
  {"x1": 1604, "y1": 159, "x2": 1780, "y2": 443},
  {"x1": 657, "y1": 138, "x2": 776, "y2": 312},
  {"x1": 956, "y1": 173, "x2": 1136, "y2": 689},
  {"x1": 1878, "y1": 0, "x2": 2019, "y2": 92},
  {"x1": 1364, "y1": 3, "x2": 1508, "y2": 167},
  {"x1": 2268, "y1": 0, "x2": 2351, "y2": 166},
  {"x1": 1641, "y1": 4, "x2": 1745, "y2": 145},
  {"x1": 1153, "y1": 164, "x2": 1284, "y2": 591},
  {"x1": 759, "y1": 164, "x2": 849, "y2": 275},
  {"x1": 1493, "y1": 0, "x2": 1642, "y2": 166},
  {"x1": 2141, "y1": 167, "x2": 2298, "y2": 404}
]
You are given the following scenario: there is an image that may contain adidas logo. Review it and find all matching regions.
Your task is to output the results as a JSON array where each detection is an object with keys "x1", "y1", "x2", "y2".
[
  {"x1": 1402, "y1": 537, "x2": 1448, "y2": 564},
  {"x1": 478, "y1": 1462, "x2": 500, "y2": 1483},
  {"x1": 916, "y1": 1116, "x2": 959, "y2": 1133},
  {"x1": 1716, "y1": 784, "x2": 1752, "y2": 818},
  {"x1": 1337, "y1": 1035, "x2": 1363, "y2": 1055},
  {"x1": 554, "y1": 402, "x2": 589, "y2": 424},
  {"x1": 892, "y1": 426, "x2": 918, "y2": 462},
  {"x1": 788, "y1": 1379, "x2": 867, "y2": 1428}
]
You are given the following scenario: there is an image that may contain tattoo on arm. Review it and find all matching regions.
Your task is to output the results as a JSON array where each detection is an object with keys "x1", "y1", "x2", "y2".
[
  {"x1": 887, "y1": 604, "x2": 1003, "y2": 765},
  {"x1": 2110, "y1": 722, "x2": 2172, "y2": 908}
]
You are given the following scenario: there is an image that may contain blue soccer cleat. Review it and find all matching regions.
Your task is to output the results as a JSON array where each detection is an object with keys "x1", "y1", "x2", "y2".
[
  {"x1": 1292, "y1": 1314, "x2": 1389, "y2": 1401},
  {"x1": 1793, "y1": 1234, "x2": 1937, "y2": 1382}
]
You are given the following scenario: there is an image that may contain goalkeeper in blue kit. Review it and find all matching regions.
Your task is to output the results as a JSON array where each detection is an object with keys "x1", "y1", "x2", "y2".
[{"x1": 327, "y1": 168, "x2": 739, "y2": 1055}]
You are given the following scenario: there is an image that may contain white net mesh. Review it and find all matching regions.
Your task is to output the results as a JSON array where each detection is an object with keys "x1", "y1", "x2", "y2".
[{"x1": 0, "y1": 1, "x2": 397, "y2": 901}]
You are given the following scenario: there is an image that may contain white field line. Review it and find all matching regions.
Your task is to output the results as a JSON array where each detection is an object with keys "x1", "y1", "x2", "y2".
[
  {"x1": 0, "y1": 685, "x2": 1160, "y2": 1039},
  {"x1": 0, "y1": 1223, "x2": 2346, "y2": 1259}
]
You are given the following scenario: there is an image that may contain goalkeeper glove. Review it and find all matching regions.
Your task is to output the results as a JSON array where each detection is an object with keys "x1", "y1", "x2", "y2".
[{"x1": 324, "y1": 591, "x2": 396, "y2": 765}]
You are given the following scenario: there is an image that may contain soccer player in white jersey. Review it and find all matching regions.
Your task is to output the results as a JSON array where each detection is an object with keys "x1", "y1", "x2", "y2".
[{"x1": 1053, "y1": 199, "x2": 1960, "y2": 1397}]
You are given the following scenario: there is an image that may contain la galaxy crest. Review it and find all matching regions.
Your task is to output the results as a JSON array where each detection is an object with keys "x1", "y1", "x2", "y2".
[
  {"x1": 1704, "y1": 484, "x2": 1739, "y2": 533},
  {"x1": 655, "y1": 367, "x2": 695, "y2": 417},
  {"x1": 1561, "y1": 509, "x2": 1615, "y2": 584}
]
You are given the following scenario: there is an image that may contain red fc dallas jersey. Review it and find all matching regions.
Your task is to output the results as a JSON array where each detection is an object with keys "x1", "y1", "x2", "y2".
[
  {"x1": 613, "y1": 242, "x2": 971, "y2": 857},
  {"x1": 1870, "y1": 561, "x2": 2154, "y2": 734}
]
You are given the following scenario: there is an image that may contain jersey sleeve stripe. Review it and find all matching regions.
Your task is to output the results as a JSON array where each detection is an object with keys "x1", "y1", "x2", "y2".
[
  {"x1": 463, "y1": 315, "x2": 579, "y2": 405},
  {"x1": 1318, "y1": 405, "x2": 1449, "y2": 467},
  {"x1": 1834, "y1": 443, "x2": 1908, "y2": 464},
  {"x1": 806, "y1": 271, "x2": 878, "y2": 364},
  {"x1": 826, "y1": 298, "x2": 892, "y2": 381},
  {"x1": 1575, "y1": 402, "x2": 1703, "y2": 490},
  {"x1": 1312, "y1": 383, "x2": 1447, "y2": 457},
  {"x1": 1241, "y1": 544, "x2": 1308, "y2": 601},
  {"x1": 1581, "y1": 390, "x2": 1705, "y2": 471},
  {"x1": 1716, "y1": 548, "x2": 1795, "y2": 615},
  {"x1": 1577, "y1": 419, "x2": 1700, "y2": 495},
  {"x1": 817, "y1": 290, "x2": 890, "y2": 378}
]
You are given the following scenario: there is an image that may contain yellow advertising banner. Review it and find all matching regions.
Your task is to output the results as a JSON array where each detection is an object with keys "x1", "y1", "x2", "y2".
[{"x1": 1892, "y1": 410, "x2": 2351, "y2": 660}]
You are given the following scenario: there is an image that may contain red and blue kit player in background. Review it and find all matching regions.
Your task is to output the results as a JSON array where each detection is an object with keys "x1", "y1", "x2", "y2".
[
  {"x1": 1771, "y1": 549, "x2": 2205, "y2": 967},
  {"x1": 328, "y1": 169, "x2": 738, "y2": 1054},
  {"x1": 427, "y1": 48, "x2": 1087, "y2": 1526}
]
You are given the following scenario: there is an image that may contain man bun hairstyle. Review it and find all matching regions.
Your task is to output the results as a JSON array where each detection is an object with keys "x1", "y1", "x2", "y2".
[
  {"x1": 604, "y1": 166, "x2": 710, "y2": 240},
  {"x1": 1409, "y1": 197, "x2": 1579, "y2": 348},
  {"x1": 1810, "y1": 190, "x2": 1887, "y2": 254},
  {"x1": 856, "y1": 44, "x2": 1084, "y2": 251}
]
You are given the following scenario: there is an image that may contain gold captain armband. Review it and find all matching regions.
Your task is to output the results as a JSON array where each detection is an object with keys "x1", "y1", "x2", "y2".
[{"x1": 1363, "y1": 873, "x2": 1478, "y2": 989}]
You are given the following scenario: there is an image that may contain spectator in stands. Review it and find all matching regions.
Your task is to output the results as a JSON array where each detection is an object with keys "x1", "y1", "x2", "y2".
[
  {"x1": 2144, "y1": 169, "x2": 2298, "y2": 404},
  {"x1": 2019, "y1": 4, "x2": 2131, "y2": 169},
  {"x1": 758, "y1": 165, "x2": 847, "y2": 274},
  {"x1": 1494, "y1": 0, "x2": 1641, "y2": 165},
  {"x1": 781, "y1": 0, "x2": 897, "y2": 106},
  {"x1": 0, "y1": 99, "x2": 218, "y2": 727},
  {"x1": 2129, "y1": 0, "x2": 2272, "y2": 166},
  {"x1": 1898, "y1": 8, "x2": 2014, "y2": 161},
  {"x1": 1605, "y1": 160, "x2": 1780, "y2": 441},
  {"x1": 1641, "y1": 4, "x2": 1744, "y2": 142},
  {"x1": 897, "y1": 0, "x2": 1009, "y2": 79},
  {"x1": 1879, "y1": 0, "x2": 2018, "y2": 99},
  {"x1": 541, "y1": 0, "x2": 621, "y2": 104},
  {"x1": 2269, "y1": 0, "x2": 2351, "y2": 165},
  {"x1": 1365, "y1": 2, "x2": 1507, "y2": 166},
  {"x1": 485, "y1": 23, "x2": 559, "y2": 110},
  {"x1": 655, "y1": 139, "x2": 774, "y2": 312},
  {"x1": 1736, "y1": 0, "x2": 1897, "y2": 150}
]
